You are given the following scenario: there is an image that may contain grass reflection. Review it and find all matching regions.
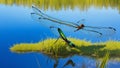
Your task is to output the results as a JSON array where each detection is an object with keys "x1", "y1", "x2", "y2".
[{"x1": 0, "y1": 0, "x2": 120, "y2": 12}]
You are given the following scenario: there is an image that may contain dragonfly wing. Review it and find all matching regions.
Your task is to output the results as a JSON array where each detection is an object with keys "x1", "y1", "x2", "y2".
[
  {"x1": 31, "y1": 13, "x2": 44, "y2": 23},
  {"x1": 32, "y1": 6, "x2": 77, "y2": 28},
  {"x1": 31, "y1": 7, "x2": 78, "y2": 36},
  {"x1": 32, "y1": 6, "x2": 44, "y2": 16},
  {"x1": 85, "y1": 26, "x2": 116, "y2": 31},
  {"x1": 76, "y1": 19, "x2": 86, "y2": 24},
  {"x1": 82, "y1": 26, "x2": 116, "y2": 36},
  {"x1": 31, "y1": 13, "x2": 58, "y2": 27},
  {"x1": 68, "y1": 28, "x2": 102, "y2": 38},
  {"x1": 31, "y1": 12, "x2": 76, "y2": 31},
  {"x1": 81, "y1": 28, "x2": 103, "y2": 37}
]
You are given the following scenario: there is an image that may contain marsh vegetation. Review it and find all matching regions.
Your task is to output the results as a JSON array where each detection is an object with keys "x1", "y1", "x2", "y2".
[{"x1": 10, "y1": 38, "x2": 120, "y2": 58}]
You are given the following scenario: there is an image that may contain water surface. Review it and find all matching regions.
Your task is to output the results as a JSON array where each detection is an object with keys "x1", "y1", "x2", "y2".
[{"x1": 0, "y1": 0, "x2": 120, "y2": 68}]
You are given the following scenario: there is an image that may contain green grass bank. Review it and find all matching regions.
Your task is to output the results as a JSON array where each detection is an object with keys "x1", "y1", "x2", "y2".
[{"x1": 10, "y1": 38, "x2": 120, "y2": 58}]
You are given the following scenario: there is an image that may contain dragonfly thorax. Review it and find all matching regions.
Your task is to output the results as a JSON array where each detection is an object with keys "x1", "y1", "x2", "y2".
[{"x1": 74, "y1": 24, "x2": 85, "y2": 32}]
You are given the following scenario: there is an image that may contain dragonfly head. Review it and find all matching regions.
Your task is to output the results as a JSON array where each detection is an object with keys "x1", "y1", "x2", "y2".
[
  {"x1": 77, "y1": 24, "x2": 85, "y2": 29},
  {"x1": 74, "y1": 24, "x2": 85, "y2": 32},
  {"x1": 80, "y1": 24, "x2": 85, "y2": 28}
]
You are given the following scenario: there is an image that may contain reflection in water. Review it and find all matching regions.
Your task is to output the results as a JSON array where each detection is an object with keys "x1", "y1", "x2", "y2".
[
  {"x1": 54, "y1": 57, "x2": 75, "y2": 68},
  {"x1": 0, "y1": 0, "x2": 120, "y2": 12},
  {"x1": 37, "y1": 53, "x2": 110, "y2": 68},
  {"x1": 63, "y1": 59, "x2": 75, "y2": 68}
]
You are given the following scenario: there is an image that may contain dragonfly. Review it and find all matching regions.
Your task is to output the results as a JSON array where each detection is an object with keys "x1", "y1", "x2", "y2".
[{"x1": 31, "y1": 6, "x2": 116, "y2": 38}]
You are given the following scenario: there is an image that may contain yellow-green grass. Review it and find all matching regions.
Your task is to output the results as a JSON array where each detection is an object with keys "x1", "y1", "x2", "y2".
[
  {"x1": 99, "y1": 52, "x2": 109, "y2": 68},
  {"x1": 10, "y1": 38, "x2": 120, "y2": 58}
]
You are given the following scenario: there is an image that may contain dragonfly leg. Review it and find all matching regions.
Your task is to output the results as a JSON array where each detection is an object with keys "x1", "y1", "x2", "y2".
[{"x1": 52, "y1": 37, "x2": 60, "y2": 46}]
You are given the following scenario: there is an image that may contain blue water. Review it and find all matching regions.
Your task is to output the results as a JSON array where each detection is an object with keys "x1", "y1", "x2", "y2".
[{"x1": 0, "y1": 4, "x2": 120, "y2": 68}]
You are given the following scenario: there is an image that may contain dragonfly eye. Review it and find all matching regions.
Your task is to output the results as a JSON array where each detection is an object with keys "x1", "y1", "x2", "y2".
[{"x1": 81, "y1": 24, "x2": 85, "y2": 27}]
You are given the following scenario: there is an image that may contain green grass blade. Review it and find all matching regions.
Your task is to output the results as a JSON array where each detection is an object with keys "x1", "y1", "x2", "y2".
[{"x1": 99, "y1": 52, "x2": 109, "y2": 68}]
